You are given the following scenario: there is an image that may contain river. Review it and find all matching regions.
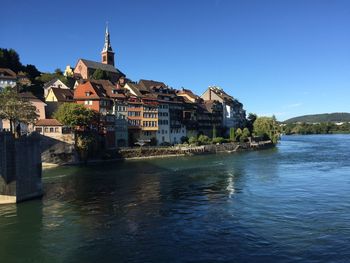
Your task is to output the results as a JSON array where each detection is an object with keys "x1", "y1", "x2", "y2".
[{"x1": 1, "y1": 135, "x2": 350, "y2": 262}]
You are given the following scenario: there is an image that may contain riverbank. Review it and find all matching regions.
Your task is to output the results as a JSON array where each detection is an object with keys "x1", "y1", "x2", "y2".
[{"x1": 42, "y1": 140, "x2": 274, "y2": 168}]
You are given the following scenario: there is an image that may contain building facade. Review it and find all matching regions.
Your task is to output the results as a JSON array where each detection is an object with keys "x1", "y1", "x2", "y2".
[
  {"x1": 157, "y1": 103, "x2": 170, "y2": 144},
  {"x1": 0, "y1": 68, "x2": 17, "y2": 89},
  {"x1": 201, "y1": 86, "x2": 246, "y2": 133}
]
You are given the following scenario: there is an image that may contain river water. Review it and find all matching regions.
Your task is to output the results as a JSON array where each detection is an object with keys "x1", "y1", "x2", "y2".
[{"x1": 1, "y1": 135, "x2": 350, "y2": 262}]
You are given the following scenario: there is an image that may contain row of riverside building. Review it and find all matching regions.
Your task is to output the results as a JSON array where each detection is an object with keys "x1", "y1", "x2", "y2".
[{"x1": 0, "y1": 26, "x2": 246, "y2": 148}]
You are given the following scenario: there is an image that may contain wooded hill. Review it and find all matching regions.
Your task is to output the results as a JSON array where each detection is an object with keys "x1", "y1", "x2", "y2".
[{"x1": 284, "y1": 113, "x2": 350, "y2": 124}]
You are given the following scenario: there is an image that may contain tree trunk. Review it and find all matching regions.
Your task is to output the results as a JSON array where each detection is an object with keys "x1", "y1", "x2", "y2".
[{"x1": 9, "y1": 119, "x2": 13, "y2": 135}]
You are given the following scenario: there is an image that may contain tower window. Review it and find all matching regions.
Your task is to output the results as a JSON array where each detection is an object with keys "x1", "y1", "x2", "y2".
[{"x1": 103, "y1": 56, "x2": 106, "y2": 62}]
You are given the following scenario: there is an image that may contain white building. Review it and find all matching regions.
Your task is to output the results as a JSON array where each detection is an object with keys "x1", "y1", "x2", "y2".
[
  {"x1": 114, "y1": 101, "x2": 128, "y2": 147},
  {"x1": 201, "y1": 86, "x2": 246, "y2": 131},
  {"x1": 156, "y1": 103, "x2": 171, "y2": 144},
  {"x1": 43, "y1": 78, "x2": 70, "y2": 97},
  {"x1": 0, "y1": 68, "x2": 17, "y2": 90}
]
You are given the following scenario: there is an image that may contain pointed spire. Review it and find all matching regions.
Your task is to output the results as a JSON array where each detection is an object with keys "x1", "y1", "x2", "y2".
[{"x1": 102, "y1": 22, "x2": 113, "y2": 53}]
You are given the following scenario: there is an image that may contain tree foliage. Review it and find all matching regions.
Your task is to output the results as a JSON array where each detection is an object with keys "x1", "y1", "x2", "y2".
[
  {"x1": 241, "y1": 127, "x2": 250, "y2": 142},
  {"x1": 283, "y1": 122, "x2": 350, "y2": 135},
  {"x1": 198, "y1": 134, "x2": 211, "y2": 145},
  {"x1": 188, "y1": 136, "x2": 198, "y2": 145},
  {"x1": 253, "y1": 116, "x2": 280, "y2": 144},
  {"x1": 0, "y1": 48, "x2": 40, "y2": 80},
  {"x1": 229, "y1": 127, "x2": 235, "y2": 141},
  {"x1": 235, "y1": 128, "x2": 242, "y2": 142},
  {"x1": 0, "y1": 87, "x2": 38, "y2": 134},
  {"x1": 246, "y1": 113, "x2": 257, "y2": 133},
  {"x1": 180, "y1": 136, "x2": 189, "y2": 144},
  {"x1": 284, "y1": 113, "x2": 350, "y2": 124},
  {"x1": 212, "y1": 137, "x2": 225, "y2": 144},
  {"x1": 212, "y1": 125, "x2": 217, "y2": 139},
  {"x1": 53, "y1": 103, "x2": 98, "y2": 129},
  {"x1": 91, "y1": 69, "x2": 109, "y2": 80}
]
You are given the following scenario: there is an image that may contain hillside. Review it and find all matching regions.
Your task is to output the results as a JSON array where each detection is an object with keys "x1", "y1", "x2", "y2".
[{"x1": 284, "y1": 113, "x2": 350, "y2": 123}]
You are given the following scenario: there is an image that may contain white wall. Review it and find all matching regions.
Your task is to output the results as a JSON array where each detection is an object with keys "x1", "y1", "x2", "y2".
[
  {"x1": 156, "y1": 104, "x2": 170, "y2": 144},
  {"x1": 170, "y1": 125, "x2": 186, "y2": 145}
]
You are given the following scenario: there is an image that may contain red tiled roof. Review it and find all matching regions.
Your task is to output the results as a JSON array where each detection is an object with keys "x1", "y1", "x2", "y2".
[
  {"x1": 35, "y1": 119, "x2": 63, "y2": 126},
  {"x1": 74, "y1": 81, "x2": 108, "y2": 100}
]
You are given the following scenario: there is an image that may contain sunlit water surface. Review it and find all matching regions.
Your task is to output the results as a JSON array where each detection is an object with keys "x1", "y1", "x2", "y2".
[{"x1": 1, "y1": 135, "x2": 350, "y2": 262}]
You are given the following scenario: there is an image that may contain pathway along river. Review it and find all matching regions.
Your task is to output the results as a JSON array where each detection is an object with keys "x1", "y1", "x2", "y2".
[{"x1": 1, "y1": 135, "x2": 350, "y2": 262}]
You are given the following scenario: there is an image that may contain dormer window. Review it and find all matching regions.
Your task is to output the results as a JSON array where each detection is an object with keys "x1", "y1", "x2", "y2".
[{"x1": 85, "y1": 92, "x2": 92, "y2": 96}]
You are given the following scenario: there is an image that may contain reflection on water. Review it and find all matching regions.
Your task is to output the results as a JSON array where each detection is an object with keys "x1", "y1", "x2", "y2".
[{"x1": 0, "y1": 135, "x2": 350, "y2": 262}]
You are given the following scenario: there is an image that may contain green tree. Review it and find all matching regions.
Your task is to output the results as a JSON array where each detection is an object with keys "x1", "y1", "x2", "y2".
[
  {"x1": 212, "y1": 125, "x2": 217, "y2": 139},
  {"x1": 229, "y1": 127, "x2": 235, "y2": 141},
  {"x1": 188, "y1": 136, "x2": 198, "y2": 145},
  {"x1": 198, "y1": 134, "x2": 211, "y2": 145},
  {"x1": 180, "y1": 136, "x2": 189, "y2": 144},
  {"x1": 92, "y1": 68, "x2": 109, "y2": 80},
  {"x1": 212, "y1": 137, "x2": 225, "y2": 144},
  {"x1": 54, "y1": 68, "x2": 63, "y2": 76},
  {"x1": 253, "y1": 116, "x2": 280, "y2": 144},
  {"x1": 241, "y1": 127, "x2": 250, "y2": 142},
  {"x1": 53, "y1": 103, "x2": 98, "y2": 129},
  {"x1": 0, "y1": 48, "x2": 41, "y2": 80},
  {"x1": 246, "y1": 113, "x2": 257, "y2": 133},
  {"x1": 24, "y1": 64, "x2": 41, "y2": 80},
  {"x1": 0, "y1": 87, "x2": 38, "y2": 135},
  {"x1": 0, "y1": 48, "x2": 23, "y2": 73},
  {"x1": 235, "y1": 128, "x2": 243, "y2": 142}
]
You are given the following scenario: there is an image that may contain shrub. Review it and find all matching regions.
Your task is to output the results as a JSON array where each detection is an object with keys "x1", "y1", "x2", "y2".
[
  {"x1": 159, "y1": 142, "x2": 172, "y2": 147},
  {"x1": 188, "y1": 136, "x2": 198, "y2": 145},
  {"x1": 150, "y1": 137, "x2": 157, "y2": 146},
  {"x1": 240, "y1": 127, "x2": 251, "y2": 142},
  {"x1": 229, "y1": 127, "x2": 235, "y2": 141},
  {"x1": 180, "y1": 136, "x2": 189, "y2": 144},
  {"x1": 198, "y1": 135, "x2": 211, "y2": 145},
  {"x1": 212, "y1": 137, "x2": 225, "y2": 144},
  {"x1": 235, "y1": 128, "x2": 242, "y2": 142}
]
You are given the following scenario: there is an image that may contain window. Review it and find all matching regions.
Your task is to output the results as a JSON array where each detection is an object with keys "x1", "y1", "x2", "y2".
[
  {"x1": 85, "y1": 100, "x2": 92, "y2": 105},
  {"x1": 35, "y1": 127, "x2": 42, "y2": 133},
  {"x1": 44, "y1": 127, "x2": 49, "y2": 133},
  {"x1": 85, "y1": 92, "x2": 91, "y2": 96},
  {"x1": 55, "y1": 127, "x2": 59, "y2": 133},
  {"x1": 49, "y1": 127, "x2": 54, "y2": 133}
]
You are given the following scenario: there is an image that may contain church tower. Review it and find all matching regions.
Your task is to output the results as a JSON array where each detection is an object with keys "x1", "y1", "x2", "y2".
[{"x1": 101, "y1": 25, "x2": 115, "y2": 66}]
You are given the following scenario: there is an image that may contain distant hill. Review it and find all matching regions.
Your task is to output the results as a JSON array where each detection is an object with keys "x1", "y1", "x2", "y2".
[{"x1": 284, "y1": 113, "x2": 350, "y2": 123}]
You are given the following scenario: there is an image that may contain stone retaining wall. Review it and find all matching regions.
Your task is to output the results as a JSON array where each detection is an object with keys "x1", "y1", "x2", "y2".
[{"x1": 0, "y1": 132, "x2": 42, "y2": 204}]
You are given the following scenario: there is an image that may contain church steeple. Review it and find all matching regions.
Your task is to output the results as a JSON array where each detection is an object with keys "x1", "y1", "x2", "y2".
[{"x1": 101, "y1": 24, "x2": 115, "y2": 66}]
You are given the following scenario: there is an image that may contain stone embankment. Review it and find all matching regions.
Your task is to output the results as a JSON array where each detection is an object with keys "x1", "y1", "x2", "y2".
[
  {"x1": 118, "y1": 141, "x2": 274, "y2": 160},
  {"x1": 41, "y1": 139, "x2": 274, "y2": 167}
]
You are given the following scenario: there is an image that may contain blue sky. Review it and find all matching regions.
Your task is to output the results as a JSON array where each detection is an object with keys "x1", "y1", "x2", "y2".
[{"x1": 1, "y1": 0, "x2": 349, "y2": 120}]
